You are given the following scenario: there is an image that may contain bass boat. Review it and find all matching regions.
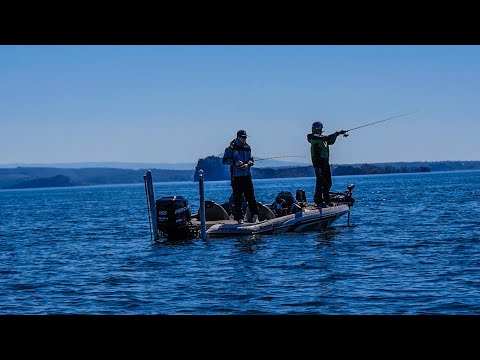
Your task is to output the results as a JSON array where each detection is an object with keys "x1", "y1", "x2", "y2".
[{"x1": 144, "y1": 170, "x2": 355, "y2": 241}]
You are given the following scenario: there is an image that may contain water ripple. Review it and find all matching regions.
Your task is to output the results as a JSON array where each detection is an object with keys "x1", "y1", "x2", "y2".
[{"x1": 1, "y1": 171, "x2": 480, "y2": 314}]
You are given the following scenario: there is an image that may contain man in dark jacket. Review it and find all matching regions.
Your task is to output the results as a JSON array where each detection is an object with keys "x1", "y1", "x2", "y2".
[
  {"x1": 222, "y1": 130, "x2": 259, "y2": 224},
  {"x1": 307, "y1": 122, "x2": 348, "y2": 207}
]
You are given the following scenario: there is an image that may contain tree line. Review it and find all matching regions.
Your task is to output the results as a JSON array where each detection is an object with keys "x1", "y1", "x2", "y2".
[{"x1": 2, "y1": 160, "x2": 480, "y2": 189}]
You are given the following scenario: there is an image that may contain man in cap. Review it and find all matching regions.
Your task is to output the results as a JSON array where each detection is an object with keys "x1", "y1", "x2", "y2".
[
  {"x1": 222, "y1": 130, "x2": 259, "y2": 224},
  {"x1": 307, "y1": 122, "x2": 348, "y2": 207}
]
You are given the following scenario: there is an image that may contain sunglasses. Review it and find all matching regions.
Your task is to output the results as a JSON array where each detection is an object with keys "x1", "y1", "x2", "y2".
[{"x1": 240, "y1": 135, "x2": 247, "y2": 139}]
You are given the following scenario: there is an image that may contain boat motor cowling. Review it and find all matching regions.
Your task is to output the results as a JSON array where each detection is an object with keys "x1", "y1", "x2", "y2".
[{"x1": 155, "y1": 196, "x2": 194, "y2": 239}]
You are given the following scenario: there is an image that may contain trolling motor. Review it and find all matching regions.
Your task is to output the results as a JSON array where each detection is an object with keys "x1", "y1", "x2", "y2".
[
  {"x1": 345, "y1": 184, "x2": 355, "y2": 205},
  {"x1": 329, "y1": 184, "x2": 355, "y2": 207},
  {"x1": 328, "y1": 184, "x2": 356, "y2": 226},
  {"x1": 345, "y1": 184, "x2": 355, "y2": 226}
]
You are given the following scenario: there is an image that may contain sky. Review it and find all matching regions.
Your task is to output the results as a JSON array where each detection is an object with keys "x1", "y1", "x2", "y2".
[{"x1": 1, "y1": 45, "x2": 479, "y2": 166}]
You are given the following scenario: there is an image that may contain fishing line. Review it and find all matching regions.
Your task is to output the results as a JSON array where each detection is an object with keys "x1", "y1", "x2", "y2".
[
  {"x1": 182, "y1": 177, "x2": 216, "y2": 202},
  {"x1": 255, "y1": 156, "x2": 306, "y2": 162}
]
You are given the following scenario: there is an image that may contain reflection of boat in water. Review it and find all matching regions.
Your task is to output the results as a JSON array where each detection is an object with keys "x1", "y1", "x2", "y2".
[{"x1": 144, "y1": 170, "x2": 355, "y2": 241}]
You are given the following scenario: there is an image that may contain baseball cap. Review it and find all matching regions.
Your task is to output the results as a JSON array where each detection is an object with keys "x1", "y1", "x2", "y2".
[{"x1": 237, "y1": 130, "x2": 247, "y2": 138}]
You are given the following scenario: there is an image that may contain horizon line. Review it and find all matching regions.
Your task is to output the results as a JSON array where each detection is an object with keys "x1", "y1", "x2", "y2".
[{"x1": 1, "y1": 159, "x2": 479, "y2": 167}]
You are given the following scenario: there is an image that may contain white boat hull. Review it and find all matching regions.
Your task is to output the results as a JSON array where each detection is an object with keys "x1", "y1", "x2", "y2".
[{"x1": 197, "y1": 204, "x2": 350, "y2": 237}]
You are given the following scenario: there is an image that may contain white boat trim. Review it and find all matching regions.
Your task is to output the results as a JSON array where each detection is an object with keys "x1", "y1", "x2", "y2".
[{"x1": 193, "y1": 204, "x2": 350, "y2": 237}]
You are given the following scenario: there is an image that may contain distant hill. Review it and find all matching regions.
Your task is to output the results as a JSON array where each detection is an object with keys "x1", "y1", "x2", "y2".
[
  {"x1": 7, "y1": 175, "x2": 75, "y2": 189},
  {"x1": 1, "y1": 160, "x2": 479, "y2": 189},
  {"x1": 193, "y1": 156, "x2": 230, "y2": 182},
  {"x1": 191, "y1": 157, "x2": 480, "y2": 181},
  {"x1": 0, "y1": 167, "x2": 194, "y2": 189},
  {"x1": 0, "y1": 161, "x2": 197, "y2": 170},
  {"x1": 0, "y1": 159, "x2": 309, "y2": 170}
]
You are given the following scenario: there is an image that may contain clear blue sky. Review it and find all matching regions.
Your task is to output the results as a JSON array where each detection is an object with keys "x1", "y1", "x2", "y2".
[{"x1": 1, "y1": 45, "x2": 479, "y2": 165}]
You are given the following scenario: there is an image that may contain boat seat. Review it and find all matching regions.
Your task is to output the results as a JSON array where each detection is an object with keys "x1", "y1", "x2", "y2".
[
  {"x1": 246, "y1": 202, "x2": 276, "y2": 221},
  {"x1": 200, "y1": 201, "x2": 230, "y2": 221}
]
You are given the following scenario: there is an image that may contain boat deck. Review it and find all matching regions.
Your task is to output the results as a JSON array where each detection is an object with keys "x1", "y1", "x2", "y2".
[{"x1": 191, "y1": 203, "x2": 350, "y2": 236}]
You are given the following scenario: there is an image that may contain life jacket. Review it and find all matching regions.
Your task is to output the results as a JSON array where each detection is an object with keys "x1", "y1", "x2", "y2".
[
  {"x1": 222, "y1": 139, "x2": 252, "y2": 180},
  {"x1": 307, "y1": 132, "x2": 338, "y2": 165}
]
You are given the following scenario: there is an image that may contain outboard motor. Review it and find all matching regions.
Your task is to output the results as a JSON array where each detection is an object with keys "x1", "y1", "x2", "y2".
[{"x1": 155, "y1": 196, "x2": 198, "y2": 239}]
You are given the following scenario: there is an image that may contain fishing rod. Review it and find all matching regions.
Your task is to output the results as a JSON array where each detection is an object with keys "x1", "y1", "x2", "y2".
[
  {"x1": 345, "y1": 111, "x2": 418, "y2": 133},
  {"x1": 255, "y1": 156, "x2": 306, "y2": 162}
]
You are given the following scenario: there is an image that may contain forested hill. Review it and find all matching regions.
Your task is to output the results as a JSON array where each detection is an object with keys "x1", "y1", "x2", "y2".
[
  {"x1": 1, "y1": 160, "x2": 480, "y2": 189},
  {"x1": 193, "y1": 158, "x2": 480, "y2": 181},
  {"x1": 0, "y1": 167, "x2": 193, "y2": 189}
]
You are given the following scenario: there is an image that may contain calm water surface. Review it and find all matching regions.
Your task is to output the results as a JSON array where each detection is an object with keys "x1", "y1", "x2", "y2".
[{"x1": 1, "y1": 171, "x2": 479, "y2": 314}]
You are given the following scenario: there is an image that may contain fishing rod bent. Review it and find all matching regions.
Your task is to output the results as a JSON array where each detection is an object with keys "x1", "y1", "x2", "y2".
[{"x1": 345, "y1": 111, "x2": 418, "y2": 132}]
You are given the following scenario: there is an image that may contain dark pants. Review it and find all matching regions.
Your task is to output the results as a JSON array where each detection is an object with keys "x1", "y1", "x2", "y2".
[
  {"x1": 314, "y1": 159, "x2": 332, "y2": 204},
  {"x1": 232, "y1": 175, "x2": 258, "y2": 221}
]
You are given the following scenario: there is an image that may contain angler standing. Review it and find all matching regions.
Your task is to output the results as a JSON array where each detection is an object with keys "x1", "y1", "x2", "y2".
[
  {"x1": 307, "y1": 122, "x2": 348, "y2": 207},
  {"x1": 223, "y1": 130, "x2": 259, "y2": 224}
]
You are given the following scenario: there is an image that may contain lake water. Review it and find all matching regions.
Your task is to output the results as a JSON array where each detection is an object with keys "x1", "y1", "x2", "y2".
[{"x1": 1, "y1": 170, "x2": 479, "y2": 314}]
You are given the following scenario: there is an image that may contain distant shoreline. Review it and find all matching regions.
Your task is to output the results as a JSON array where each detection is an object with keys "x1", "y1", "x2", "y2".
[{"x1": 1, "y1": 160, "x2": 480, "y2": 189}]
